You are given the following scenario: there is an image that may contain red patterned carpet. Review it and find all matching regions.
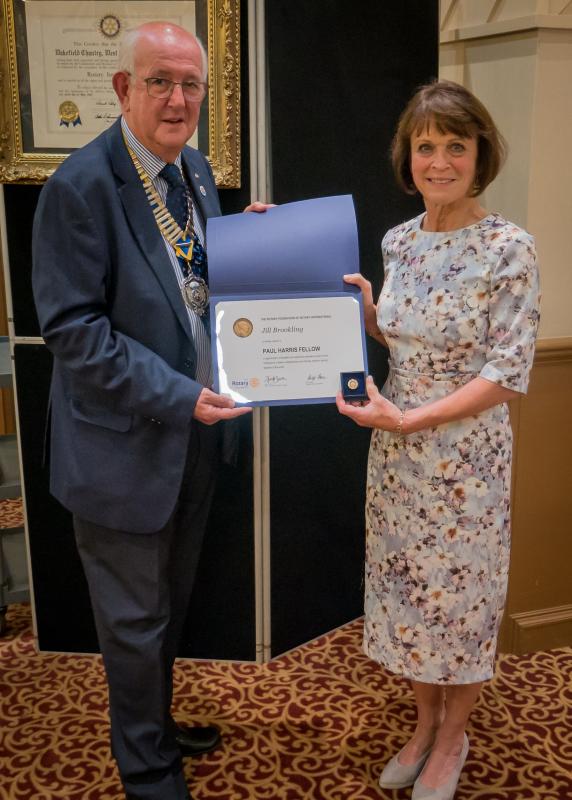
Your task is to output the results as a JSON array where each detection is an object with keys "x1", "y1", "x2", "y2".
[
  {"x1": 1, "y1": 604, "x2": 571, "y2": 800},
  {"x1": 0, "y1": 498, "x2": 24, "y2": 529}
]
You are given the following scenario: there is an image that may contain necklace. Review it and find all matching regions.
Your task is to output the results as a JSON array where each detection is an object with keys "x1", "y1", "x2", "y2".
[{"x1": 123, "y1": 136, "x2": 209, "y2": 315}]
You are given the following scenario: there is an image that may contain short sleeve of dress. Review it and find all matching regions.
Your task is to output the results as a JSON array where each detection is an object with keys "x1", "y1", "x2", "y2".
[
  {"x1": 479, "y1": 233, "x2": 540, "y2": 394},
  {"x1": 378, "y1": 227, "x2": 396, "y2": 299},
  {"x1": 380, "y1": 221, "x2": 407, "y2": 280},
  {"x1": 381, "y1": 227, "x2": 394, "y2": 269}
]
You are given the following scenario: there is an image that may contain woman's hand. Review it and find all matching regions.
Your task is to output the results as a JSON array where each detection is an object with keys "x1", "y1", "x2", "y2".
[
  {"x1": 336, "y1": 375, "x2": 401, "y2": 430},
  {"x1": 343, "y1": 273, "x2": 386, "y2": 344},
  {"x1": 343, "y1": 272, "x2": 376, "y2": 331}
]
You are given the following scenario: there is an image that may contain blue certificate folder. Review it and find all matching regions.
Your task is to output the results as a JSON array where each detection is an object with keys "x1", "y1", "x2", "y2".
[{"x1": 206, "y1": 194, "x2": 368, "y2": 406}]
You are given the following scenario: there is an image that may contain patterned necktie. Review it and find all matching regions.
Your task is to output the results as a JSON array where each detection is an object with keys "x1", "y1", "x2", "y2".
[
  {"x1": 159, "y1": 163, "x2": 188, "y2": 230},
  {"x1": 159, "y1": 164, "x2": 208, "y2": 284}
]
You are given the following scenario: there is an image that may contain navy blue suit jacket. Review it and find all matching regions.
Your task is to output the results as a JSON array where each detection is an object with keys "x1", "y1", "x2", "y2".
[{"x1": 32, "y1": 118, "x2": 222, "y2": 533}]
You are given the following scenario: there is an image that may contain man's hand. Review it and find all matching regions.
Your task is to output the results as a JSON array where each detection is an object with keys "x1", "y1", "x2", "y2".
[
  {"x1": 243, "y1": 201, "x2": 276, "y2": 213},
  {"x1": 193, "y1": 388, "x2": 252, "y2": 425}
]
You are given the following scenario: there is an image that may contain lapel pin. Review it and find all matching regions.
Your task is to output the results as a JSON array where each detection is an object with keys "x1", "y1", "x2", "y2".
[
  {"x1": 194, "y1": 172, "x2": 199, "y2": 178},
  {"x1": 199, "y1": 185, "x2": 206, "y2": 196}
]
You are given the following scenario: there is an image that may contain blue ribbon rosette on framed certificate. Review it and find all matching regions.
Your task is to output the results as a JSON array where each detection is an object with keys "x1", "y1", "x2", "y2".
[{"x1": 206, "y1": 194, "x2": 368, "y2": 406}]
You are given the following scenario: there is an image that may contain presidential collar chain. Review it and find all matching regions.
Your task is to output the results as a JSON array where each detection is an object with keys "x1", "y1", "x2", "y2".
[{"x1": 123, "y1": 136, "x2": 209, "y2": 316}]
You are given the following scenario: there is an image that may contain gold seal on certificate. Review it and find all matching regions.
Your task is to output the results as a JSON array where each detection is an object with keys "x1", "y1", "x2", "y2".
[
  {"x1": 233, "y1": 318, "x2": 253, "y2": 338},
  {"x1": 59, "y1": 101, "x2": 81, "y2": 127}
]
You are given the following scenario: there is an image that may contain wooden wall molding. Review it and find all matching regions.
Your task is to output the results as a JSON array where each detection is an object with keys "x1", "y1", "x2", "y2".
[
  {"x1": 506, "y1": 604, "x2": 572, "y2": 655},
  {"x1": 440, "y1": 0, "x2": 572, "y2": 43},
  {"x1": 499, "y1": 336, "x2": 572, "y2": 655},
  {"x1": 534, "y1": 337, "x2": 572, "y2": 364}
]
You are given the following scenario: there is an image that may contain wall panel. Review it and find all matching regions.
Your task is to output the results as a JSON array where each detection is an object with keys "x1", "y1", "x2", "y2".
[{"x1": 499, "y1": 339, "x2": 572, "y2": 653}]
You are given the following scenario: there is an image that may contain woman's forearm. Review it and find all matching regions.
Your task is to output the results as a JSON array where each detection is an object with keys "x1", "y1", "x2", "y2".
[
  {"x1": 365, "y1": 306, "x2": 388, "y2": 347},
  {"x1": 368, "y1": 327, "x2": 388, "y2": 347},
  {"x1": 402, "y1": 376, "x2": 519, "y2": 435}
]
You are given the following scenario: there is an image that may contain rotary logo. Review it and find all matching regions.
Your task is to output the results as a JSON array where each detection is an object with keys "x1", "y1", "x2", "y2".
[
  {"x1": 249, "y1": 378, "x2": 260, "y2": 388},
  {"x1": 99, "y1": 14, "x2": 121, "y2": 38}
]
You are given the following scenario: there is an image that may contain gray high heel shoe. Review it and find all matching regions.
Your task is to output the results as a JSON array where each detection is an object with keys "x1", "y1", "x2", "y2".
[
  {"x1": 378, "y1": 745, "x2": 432, "y2": 789},
  {"x1": 411, "y1": 733, "x2": 469, "y2": 800}
]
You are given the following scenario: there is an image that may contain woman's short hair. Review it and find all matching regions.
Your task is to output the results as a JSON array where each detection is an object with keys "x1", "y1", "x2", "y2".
[{"x1": 392, "y1": 79, "x2": 507, "y2": 196}]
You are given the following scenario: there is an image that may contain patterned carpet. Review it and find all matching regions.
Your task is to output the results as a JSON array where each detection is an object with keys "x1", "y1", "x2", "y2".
[
  {"x1": 0, "y1": 604, "x2": 571, "y2": 800},
  {"x1": 0, "y1": 498, "x2": 24, "y2": 529}
]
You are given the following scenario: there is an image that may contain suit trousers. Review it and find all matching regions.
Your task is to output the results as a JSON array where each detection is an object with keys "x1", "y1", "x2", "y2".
[{"x1": 74, "y1": 420, "x2": 220, "y2": 800}]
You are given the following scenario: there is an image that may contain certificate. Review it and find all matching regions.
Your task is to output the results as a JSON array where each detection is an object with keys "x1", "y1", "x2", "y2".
[
  {"x1": 215, "y1": 295, "x2": 366, "y2": 405},
  {"x1": 207, "y1": 194, "x2": 367, "y2": 406},
  {"x1": 0, "y1": 0, "x2": 240, "y2": 186},
  {"x1": 24, "y1": 1, "x2": 198, "y2": 149}
]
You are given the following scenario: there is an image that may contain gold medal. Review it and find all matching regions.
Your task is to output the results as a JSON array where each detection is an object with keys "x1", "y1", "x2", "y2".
[
  {"x1": 233, "y1": 318, "x2": 253, "y2": 337},
  {"x1": 347, "y1": 378, "x2": 359, "y2": 390}
]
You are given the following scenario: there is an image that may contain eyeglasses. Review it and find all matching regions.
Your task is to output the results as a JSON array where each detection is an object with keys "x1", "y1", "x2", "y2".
[{"x1": 136, "y1": 75, "x2": 207, "y2": 102}]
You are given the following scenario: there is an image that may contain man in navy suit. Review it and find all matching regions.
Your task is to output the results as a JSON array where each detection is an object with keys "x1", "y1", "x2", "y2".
[{"x1": 32, "y1": 21, "x2": 268, "y2": 800}]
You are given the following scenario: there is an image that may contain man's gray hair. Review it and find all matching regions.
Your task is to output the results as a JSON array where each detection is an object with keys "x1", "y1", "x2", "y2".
[{"x1": 118, "y1": 25, "x2": 208, "y2": 81}]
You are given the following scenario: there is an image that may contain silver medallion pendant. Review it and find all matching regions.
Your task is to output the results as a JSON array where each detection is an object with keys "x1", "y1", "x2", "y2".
[{"x1": 181, "y1": 274, "x2": 209, "y2": 316}]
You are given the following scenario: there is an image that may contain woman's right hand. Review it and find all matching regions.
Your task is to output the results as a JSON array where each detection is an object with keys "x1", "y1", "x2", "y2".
[{"x1": 343, "y1": 273, "x2": 379, "y2": 337}]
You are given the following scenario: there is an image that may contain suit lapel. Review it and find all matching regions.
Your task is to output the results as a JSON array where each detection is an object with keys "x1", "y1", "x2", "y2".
[
  {"x1": 182, "y1": 150, "x2": 221, "y2": 234},
  {"x1": 106, "y1": 121, "x2": 195, "y2": 348}
]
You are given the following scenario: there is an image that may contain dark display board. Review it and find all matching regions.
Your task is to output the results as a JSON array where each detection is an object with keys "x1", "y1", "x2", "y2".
[
  {"x1": 265, "y1": 1, "x2": 438, "y2": 656},
  {"x1": 14, "y1": 344, "x2": 256, "y2": 657},
  {"x1": 13, "y1": 344, "x2": 94, "y2": 651},
  {"x1": 5, "y1": 185, "x2": 41, "y2": 338}
]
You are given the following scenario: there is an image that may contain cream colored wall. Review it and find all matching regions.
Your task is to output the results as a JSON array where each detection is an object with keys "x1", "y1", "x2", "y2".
[
  {"x1": 527, "y1": 29, "x2": 572, "y2": 339},
  {"x1": 440, "y1": 33, "x2": 537, "y2": 229},
  {"x1": 440, "y1": 1, "x2": 572, "y2": 656},
  {"x1": 440, "y1": 1, "x2": 572, "y2": 338}
]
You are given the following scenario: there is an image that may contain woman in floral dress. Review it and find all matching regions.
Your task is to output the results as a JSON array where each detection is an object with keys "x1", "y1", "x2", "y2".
[{"x1": 337, "y1": 81, "x2": 540, "y2": 800}]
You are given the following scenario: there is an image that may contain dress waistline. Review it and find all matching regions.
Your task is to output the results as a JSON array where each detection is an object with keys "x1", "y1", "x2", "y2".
[{"x1": 388, "y1": 365, "x2": 478, "y2": 383}]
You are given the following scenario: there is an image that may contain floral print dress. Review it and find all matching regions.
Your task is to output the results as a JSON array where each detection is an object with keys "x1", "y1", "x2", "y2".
[{"x1": 363, "y1": 212, "x2": 540, "y2": 684}]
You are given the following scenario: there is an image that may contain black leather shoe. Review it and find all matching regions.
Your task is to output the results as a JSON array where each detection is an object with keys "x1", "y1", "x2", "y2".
[{"x1": 175, "y1": 725, "x2": 221, "y2": 757}]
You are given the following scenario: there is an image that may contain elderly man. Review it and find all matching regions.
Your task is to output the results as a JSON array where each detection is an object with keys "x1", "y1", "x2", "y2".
[{"x1": 32, "y1": 21, "x2": 267, "y2": 800}]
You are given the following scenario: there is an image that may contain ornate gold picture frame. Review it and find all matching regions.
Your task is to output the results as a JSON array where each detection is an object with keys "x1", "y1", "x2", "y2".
[{"x1": 0, "y1": 0, "x2": 240, "y2": 187}]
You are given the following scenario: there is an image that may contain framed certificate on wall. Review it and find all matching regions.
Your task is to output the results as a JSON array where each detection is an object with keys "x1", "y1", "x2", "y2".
[{"x1": 0, "y1": 0, "x2": 240, "y2": 186}]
